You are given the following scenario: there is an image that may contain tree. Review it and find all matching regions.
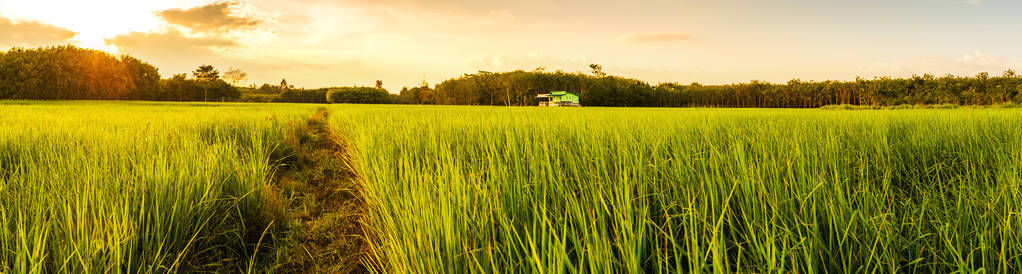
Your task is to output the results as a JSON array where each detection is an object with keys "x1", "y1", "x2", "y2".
[
  {"x1": 223, "y1": 67, "x2": 247, "y2": 86},
  {"x1": 0, "y1": 45, "x2": 149, "y2": 100},
  {"x1": 122, "y1": 56, "x2": 161, "y2": 100},
  {"x1": 589, "y1": 64, "x2": 607, "y2": 77},
  {"x1": 161, "y1": 73, "x2": 195, "y2": 101},
  {"x1": 191, "y1": 65, "x2": 220, "y2": 101},
  {"x1": 192, "y1": 65, "x2": 219, "y2": 82},
  {"x1": 177, "y1": 65, "x2": 241, "y2": 102},
  {"x1": 258, "y1": 83, "x2": 279, "y2": 93},
  {"x1": 376, "y1": 80, "x2": 383, "y2": 89},
  {"x1": 327, "y1": 87, "x2": 389, "y2": 104}
]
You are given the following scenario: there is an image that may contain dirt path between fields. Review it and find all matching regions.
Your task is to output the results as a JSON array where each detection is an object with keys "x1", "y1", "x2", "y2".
[{"x1": 271, "y1": 108, "x2": 367, "y2": 273}]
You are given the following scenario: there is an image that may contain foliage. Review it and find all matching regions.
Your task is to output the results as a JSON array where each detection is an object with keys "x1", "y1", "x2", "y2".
[
  {"x1": 335, "y1": 105, "x2": 1022, "y2": 273},
  {"x1": 327, "y1": 87, "x2": 389, "y2": 104},
  {"x1": 192, "y1": 65, "x2": 219, "y2": 82},
  {"x1": 257, "y1": 83, "x2": 283, "y2": 94},
  {"x1": 276, "y1": 89, "x2": 328, "y2": 104},
  {"x1": 239, "y1": 93, "x2": 277, "y2": 103},
  {"x1": 0, "y1": 45, "x2": 152, "y2": 100},
  {"x1": 223, "y1": 68, "x2": 248, "y2": 86},
  {"x1": 6, "y1": 102, "x2": 1022, "y2": 272},
  {"x1": 0, "y1": 102, "x2": 319, "y2": 272},
  {"x1": 0, "y1": 46, "x2": 240, "y2": 102},
  {"x1": 406, "y1": 70, "x2": 1022, "y2": 107},
  {"x1": 398, "y1": 85, "x2": 435, "y2": 105},
  {"x1": 8, "y1": 45, "x2": 1022, "y2": 108},
  {"x1": 122, "y1": 56, "x2": 161, "y2": 100},
  {"x1": 159, "y1": 72, "x2": 240, "y2": 102}
]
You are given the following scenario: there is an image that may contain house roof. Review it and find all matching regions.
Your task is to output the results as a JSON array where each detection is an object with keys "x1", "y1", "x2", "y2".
[{"x1": 537, "y1": 91, "x2": 578, "y2": 99}]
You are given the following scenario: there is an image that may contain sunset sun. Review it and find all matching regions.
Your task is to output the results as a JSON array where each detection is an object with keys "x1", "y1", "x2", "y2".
[{"x1": 0, "y1": 0, "x2": 176, "y2": 52}]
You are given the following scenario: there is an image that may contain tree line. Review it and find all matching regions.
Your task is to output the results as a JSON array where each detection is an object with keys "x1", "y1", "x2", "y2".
[
  {"x1": 397, "y1": 67, "x2": 1022, "y2": 108},
  {"x1": 0, "y1": 46, "x2": 241, "y2": 101},
  {"x1": 240, "y1": 84, "x2": 391, "y2": 104},
  {"x1": 0, "y1": 46, "x2": 391, "y2": 104},
  {"x1": 0, "y1": 46, "x2": 158, "y2": 100},
  {"x1": 5, "y1": 46, "x2": 1022, "y2": 107}
]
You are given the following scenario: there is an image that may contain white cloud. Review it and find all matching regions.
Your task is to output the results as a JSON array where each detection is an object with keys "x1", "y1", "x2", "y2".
[
  {"x1": 0, "y1": 16, "x2": 76, "y2": 47},
  {"x1": 467, "y1": 53, "x2": 593, "y2": 73},
  {"x1": 618, "y1": 32, "x2": 693, "y2": 43},
  {"x1": 958, "y1": 50, "x2": 1005, "y2": 68},
  {"x1": 858, "y1": 50, "x2": 1020, "y2": 78}
]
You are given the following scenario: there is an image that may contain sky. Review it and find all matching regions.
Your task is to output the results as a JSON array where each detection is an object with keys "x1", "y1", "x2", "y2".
[{"x1": 1, "y1": 0, "x2": 1021, "y2": 92}]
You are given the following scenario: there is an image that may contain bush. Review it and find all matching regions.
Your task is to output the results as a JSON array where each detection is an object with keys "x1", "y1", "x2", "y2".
[
  {"x1": 326, "y1": 87, "x2": 390, "y2": 104},
  {"x1": 820, "y1": 104, "x2": 881, "y2": 110},
  {"x1": 997, "y1": 102, "x2": 1019, "y2": 108},
  {"x1": 278, "y1": 89, "x2": 328, "y2": 103},
  {"x1": 240, "y1": 93, "x2": 276, "y2": 103}
]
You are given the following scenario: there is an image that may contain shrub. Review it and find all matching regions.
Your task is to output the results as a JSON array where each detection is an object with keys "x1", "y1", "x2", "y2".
[{"x1": 326, "y1": 87, "x2": 390, "y2": 104}]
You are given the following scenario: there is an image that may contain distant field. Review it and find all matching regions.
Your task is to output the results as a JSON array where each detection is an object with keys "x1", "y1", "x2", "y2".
[{"x1": 2, "y1": 102, "x2": 1022, "y2": 272}]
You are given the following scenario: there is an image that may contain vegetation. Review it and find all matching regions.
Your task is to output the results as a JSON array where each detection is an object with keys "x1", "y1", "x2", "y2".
[
  {"x1": 0, "y1": 46, "x2": 241, "y2": 101},
  {"x1": 237, "y1": 85, "x2": 393, "y2": 104},
  {"x1": 8, "y1": 46, "x2": 1022, "y2": 108},
  {"x1": 0, "y1": 101, "x2": 319, "y2": 272},
  {"x1": 0, "y1": 46, "x2": 157, "y2": 100},
  {"x1": 403, "y1": 69, "x2": 1022, "y2": 107},
  {"x1": 334, "y1": 105, "x2": 1022, "y2": 273},
  {"x1": 158, "y1": 66, "x2": 241, "y2": 102},
  {"x1": 276, "y1": 88, "x2": 329, "y2": 104},
  {"x1": 4, "y1": 101, "x2": 1022, "y2": 272},
  {"x1": 327, "y1": 87, "x2": 390, "y2": 104},
  {"x1": 271, "y1": 109, "x2": 366, "y2": 272}
]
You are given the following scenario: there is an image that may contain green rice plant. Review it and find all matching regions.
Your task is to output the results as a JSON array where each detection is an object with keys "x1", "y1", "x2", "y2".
[
  {"x1": 332, "y1": 106, "x2": 1022, "y2": 273},
  {"x1": 0, "y1": 101, "x2": 318, "y2": 273},
  {"x1": 5, "y1": 101, "x2": 1022, "y2": 273}
]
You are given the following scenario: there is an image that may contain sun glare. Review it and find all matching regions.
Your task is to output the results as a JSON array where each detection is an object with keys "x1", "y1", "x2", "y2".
[
  {"x1": 73, "y1": 34, "x2": 119, "y2": 54},
  {"x1": 0, "y1": 0, "x2": 185, "y2": 52}
]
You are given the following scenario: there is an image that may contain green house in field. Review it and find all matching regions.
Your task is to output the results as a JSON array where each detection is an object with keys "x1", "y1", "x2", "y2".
[{"x1": 536, "y1": 91, "x2": 581, "y2": 107}]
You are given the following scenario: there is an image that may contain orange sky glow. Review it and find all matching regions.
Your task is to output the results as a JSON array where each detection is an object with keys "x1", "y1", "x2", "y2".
[{"x1": 1, "y1": 0, "x2": 1021, "y2": 92}]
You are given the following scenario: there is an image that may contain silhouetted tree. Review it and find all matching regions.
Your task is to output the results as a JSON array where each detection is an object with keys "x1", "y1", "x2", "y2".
[
  {"x1": 223, "y1": 67, "x2": 247, "y2": 86},
  {"x1": 192, "y1": 65, "x2": 219, "y2": 82},
  {"x1": 589, "y1": 64, "x2": 607, "y2": 77}
]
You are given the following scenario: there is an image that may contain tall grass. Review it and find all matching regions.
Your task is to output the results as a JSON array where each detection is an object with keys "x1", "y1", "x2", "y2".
[
  {"x1": 333, "y1": 105, "x2": 1022, "y2": 273},
  {"x1": 5, "y1": 101, "x2": 1022, "y2": 272},
  {"x1": 0, "y1": 101, "x2": 316, "y2": 272}
]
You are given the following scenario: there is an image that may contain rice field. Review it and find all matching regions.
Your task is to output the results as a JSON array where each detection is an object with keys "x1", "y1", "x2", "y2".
[
  {"x1": 0, "y1": 101, "x2": 317, "y2": 272},
  {"x1": 3, "y1": 101, "x2": 1022, "y2": 273},
  {"x1": 333, "y1": 105, "x2": 1022, "y2": 273}
]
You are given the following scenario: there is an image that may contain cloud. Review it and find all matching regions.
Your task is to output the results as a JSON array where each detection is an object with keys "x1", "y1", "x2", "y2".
[
  {"x1": 467, "y1": 53, "x2": 594, "y2": 73},
  {"x1": 158, "y1": 2, "x2": 260, "y2": 33},
  {"x1": 963, "y1": 0, "x2": 983, "y2": 5},
  {"x1": 957, "y1": 50, "x2": 1006, "y2": 68},
  {"x1": 618, "y1": 32, "x2": 693, "y2": 43},
  {"x1": 106, "y1": 30, "x2": 236, "y2": 60},
  {"x1": 0, "y1": 17, "x2": 77, "y2": 47},
  {"x1": 858, "y1": 50, "x2": 1021, "y2": 78}
]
